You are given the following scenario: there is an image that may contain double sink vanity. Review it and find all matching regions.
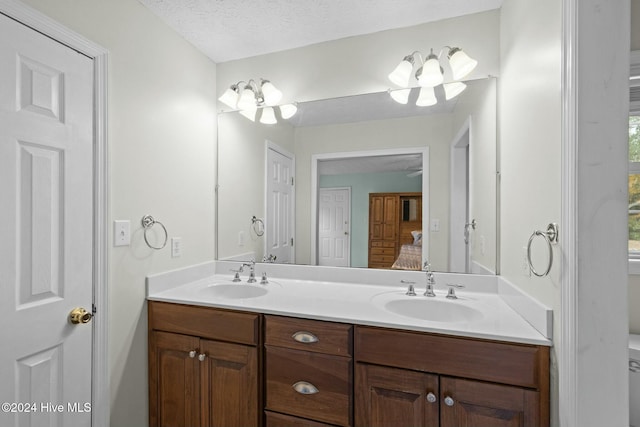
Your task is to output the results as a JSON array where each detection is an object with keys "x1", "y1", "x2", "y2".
[{"x1": 147, "y1": 261, "x2": 550, "y2": 427}]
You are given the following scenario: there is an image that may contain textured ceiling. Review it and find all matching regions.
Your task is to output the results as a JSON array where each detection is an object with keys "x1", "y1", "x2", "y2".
[{"x1": 137, "y1": 0, "x2": 503, "y2": 63}]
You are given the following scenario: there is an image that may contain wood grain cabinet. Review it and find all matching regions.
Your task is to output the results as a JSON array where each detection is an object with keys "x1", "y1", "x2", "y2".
[
  {"x1": 368, "y1": 192, "x2": 422, "y2": 269},
  {"x1": 354, "y1": 326, "x2": 549, "y2": 427},
  {"x1": 264, "y1": 315, "x2": 353, "y2": 427},
  {"x1": 148, "y1": 301, "x2": 261, "y2": 427}
]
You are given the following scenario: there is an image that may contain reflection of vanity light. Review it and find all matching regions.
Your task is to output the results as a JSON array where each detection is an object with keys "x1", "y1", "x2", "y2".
[
  {"x1": 389, "y1": 88, "x2": 411, "y2": 104},
  {"x1": 218, "y1": 77, "x2": 297, "y2": 124},
  {"x1": 415, "y1": 86, "x2": 437, "y2": 106},
  {"x1": 388, "y1": 46, "x2": 476, "y2": 107},
  {"x1": 259, "y1": 107, "x2": 277, "y2": 124},
  {"x1": 444, "y1": 81, "x2": 467, "y2": 100},
  {"x1": 280, "y1": 103, "x2": 298, "y2": 119}
]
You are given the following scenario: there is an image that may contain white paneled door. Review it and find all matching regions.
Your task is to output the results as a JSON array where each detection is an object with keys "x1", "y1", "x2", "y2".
[
  {"x1": 318, "y1": 188, "x2": 351, "y2": 267},
  {"x1": 266, "y1": 145, "x2": 294, "y2": 263},
  {"x1": 0, "y1": 13, "x2": 94, "y2": 427}
]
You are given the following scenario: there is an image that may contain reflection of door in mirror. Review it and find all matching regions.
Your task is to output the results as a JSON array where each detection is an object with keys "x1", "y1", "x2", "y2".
[
  {"x1": 368, "y1": 192, "x2": 422, "y2": 270},
  {"x1": 450, "y1": 122, "x2": 471, "y2": 273},
  {"x1": 266, "y1": 144, "x2": 295, "y2": 263},
  {"x1": 318, "y1": 188, "x2": 351, "y2": 267}
]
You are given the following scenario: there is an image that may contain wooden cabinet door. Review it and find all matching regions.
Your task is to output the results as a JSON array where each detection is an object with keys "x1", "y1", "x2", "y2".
[
  {"x1": 355, "y1": 363, "x2": 439, "y2": 427},
  {"x1": 149, "y1": 331, "x2": 201, "y2": 427},
  {"x1": 381, "y1": 195, "x2": 398, "y2": 240},
  {"x1": 201, "y1": 339, "x2": 259, "y2": 427},
  {"x1": 369, "y1": 195, "x2": 384, "y2": 240},
  {"x1": 440, "y1": 377, "x2": 541, "y2": 427}
]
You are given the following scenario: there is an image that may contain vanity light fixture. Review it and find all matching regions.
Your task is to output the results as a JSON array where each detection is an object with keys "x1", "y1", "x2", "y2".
[
  {"x1": 218, "y1": 78, "x2": 297, "y2": 124},
  {"x1": 388, "y1": 46, "x2": 477, "y2": 106}
]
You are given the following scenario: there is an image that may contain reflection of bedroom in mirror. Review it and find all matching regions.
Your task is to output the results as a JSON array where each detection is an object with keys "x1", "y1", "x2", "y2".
[{"x1": 217, "y1": 77, "x2": 497, "y2": 274}]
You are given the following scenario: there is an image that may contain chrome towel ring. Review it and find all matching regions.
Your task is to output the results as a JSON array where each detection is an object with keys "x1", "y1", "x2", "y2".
[
  {"x1": 141, "y1": 215, "x2": 168, "y2": 250},
  {"x1": 527, "y1": 223, "x2": 559, "y2": 277},
  {"x1": 252, "y1": 216, "x2": 264, "y2": 237}
]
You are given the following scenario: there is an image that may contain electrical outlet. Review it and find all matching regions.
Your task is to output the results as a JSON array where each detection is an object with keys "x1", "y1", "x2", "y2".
[
  {"x1": 430, "y1": 219, "x2": 440, "y2": 232},
  {"x1": 114, "y1": 220, "x2": 130, "y2": 246},
  {"x1": 171, "y1": 237, "x2": 182, "y2": 258},
  {"x1": 238, "y1": 231, "x2": 245, "y2": 246}
]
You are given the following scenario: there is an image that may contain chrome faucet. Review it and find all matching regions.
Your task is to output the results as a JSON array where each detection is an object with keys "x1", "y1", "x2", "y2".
[
  {"x1": 243, "y1": 261, "x2": 256, "y2": 283},
  {"x1": 423, "y1": 261, "x2": 436, "y2": 297},
  {"x1": 446, "y1": 284, "x2": 465, "y2": 299}
]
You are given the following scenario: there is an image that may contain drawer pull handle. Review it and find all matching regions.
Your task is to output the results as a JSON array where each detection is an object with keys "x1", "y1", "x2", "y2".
[
  {"x1": 292, "y1": 381, "x2": 319, "y2": 395},
  {"x1": 444, "y1": 396, "x2": 455, "y2": 407},
  {"x1": 292, "y1": 331, "x2": 319, "y2": 344},
  {"x1": 188, "y1": 350, "x2": 196, "y2": 358},
  {"x1": 426, "y1": 392, "x2": 437, "y2": 403}
]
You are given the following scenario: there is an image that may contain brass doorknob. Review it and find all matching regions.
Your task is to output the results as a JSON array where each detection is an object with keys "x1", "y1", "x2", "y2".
[{"x1": 69, "y1": 307, "x2": 93, "y2": 324}]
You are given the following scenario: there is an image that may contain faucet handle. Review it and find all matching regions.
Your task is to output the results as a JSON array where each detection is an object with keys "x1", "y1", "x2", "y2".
[
  {"x1": 260, "y1": 272, "x2": 269, "y2": 285},
  {"x1": 402, "y1": 280, "x2": 417, "y2": 296},
  {"x1": 446, "y1": 284, "x2": 465, "y2": 299}
]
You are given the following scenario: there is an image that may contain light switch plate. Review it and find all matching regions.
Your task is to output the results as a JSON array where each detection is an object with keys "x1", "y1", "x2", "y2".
[{"x1": 114, "y1": 220, "x2": 130, "y2": 246}]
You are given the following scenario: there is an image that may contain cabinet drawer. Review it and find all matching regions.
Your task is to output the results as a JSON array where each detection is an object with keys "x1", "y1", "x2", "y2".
[
  {"x1": 370, "y1": 247, "x2": 396, "y2": 256},
  {"x1": 148, "y1": 301, "x2": 260, "y2": 345},
  {"x1": 265, "y1": 346, "x2": 352, "y2": 427},
  {"x1": 355, "y1": 326, "x2": 549, "y2": 390},
  {"x1": 370, "y1": 240, "x2": 395, "y2": 248},
  {"x1": 265, "y1": 315, "x2": 352, "y2": 356},
  {"x1": 266, "y1": 411, "x2": 337, "y2": 427}
]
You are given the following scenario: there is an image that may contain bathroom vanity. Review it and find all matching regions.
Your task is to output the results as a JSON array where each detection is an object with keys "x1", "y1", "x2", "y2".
[{"x1": 147, "y1": 265, "x2": 550, "y2": 427}]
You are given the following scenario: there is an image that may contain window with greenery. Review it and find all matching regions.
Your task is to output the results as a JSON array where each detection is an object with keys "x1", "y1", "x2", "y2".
[{"x1": 630, "y1": 115, "x2": 640, "y2": 256}]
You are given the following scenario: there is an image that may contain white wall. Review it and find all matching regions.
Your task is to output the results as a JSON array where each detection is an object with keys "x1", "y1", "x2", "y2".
[
  {"x1": 17, "y1": 1, "x2": 217, "y2": 425},
  {"x1": 217, "y1": 10, "x2": 500, "y2": 105},
  {"x1": 499, "y1": 0, "x2": 562, "y2": 423},
  {"x1": 217, "y1": 112, "x2": 295, "y2": 261},
  {"x1": 294, "y1": 114, "x2": 453, "y2": 269}
]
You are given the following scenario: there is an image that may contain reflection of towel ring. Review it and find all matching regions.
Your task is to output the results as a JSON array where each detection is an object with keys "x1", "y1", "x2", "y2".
[
  {"x1": 527, "y1": 223, "x2": 559, "y2": 277},
  {"x1": 141, "y1": 215, "x2": 168, "y2": 250},
  {"x1": 252, "y1": 216, "x2": 264, "y2": 237}
]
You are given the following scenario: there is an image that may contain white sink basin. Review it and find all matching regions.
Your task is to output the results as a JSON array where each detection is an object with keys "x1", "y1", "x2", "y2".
[
  {"x1": 382, "y1": 298, "x2": 484, "y2": 323},
  {"x1": 199, "y1": 283, "x2": 268, "y2": 299}
]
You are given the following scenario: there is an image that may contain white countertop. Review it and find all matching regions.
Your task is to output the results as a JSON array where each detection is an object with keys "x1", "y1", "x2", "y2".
[{"x1": 147, "y1": 268, "x2": 551, "y2": 346}]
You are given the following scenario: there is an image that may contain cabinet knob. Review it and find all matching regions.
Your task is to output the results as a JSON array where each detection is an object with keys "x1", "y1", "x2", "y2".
[
  {"x1": 292, "y1": 331, "x2": 319, "y2": 344},
  {"x1": 292, "y1": 381, "x2": 319, "y2": 395},
  {"x1": 426, "y1": 392, "x2": 437, "y2": 403},
  {"x1": 444, "y1": 396, "x2": 455, "y2": 407},
  {"x1": 198, "y1": 353, "x2": 206, "y2": 362},
  {"x1": 188, "y1": 350, "x2": 196, "y2": 358}
]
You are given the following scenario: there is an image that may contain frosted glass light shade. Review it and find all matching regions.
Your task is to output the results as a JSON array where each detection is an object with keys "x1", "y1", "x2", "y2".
[
  {"x1": 239, "y1": 105, "x2": 257, "y2": 121},
  {"x1": 236, "y1": 87, "x2": 257, "y2": 110},
  {"x1": 417, "y1": 56, "x2": 444, "y2": 87},
  {"x1": 444, "y1": 81, "x2": 467, "y2": 100},
  {"x1": 388, "y1": 56, "x2": 414, "y2": 87},
  {"x1": 416, "y1": 86, "x2": 437, "y2": 107},
  {"x1": 218, "y1": 86, "x2": 239, "y2": 109},
  {"x1": 448, "y1": 48, "x2": 478, "y2": 80},
  {"x1": 280, "y1": 103, "x2": 298, "y2": 119},
  {"x1": 260, "y1": 107, "x2": 277, "y2": 124},
  {"x1": 389, "y1": 88, "x2": 411, "y2": 104},
  {"x1": 261, "y1": 80, "x2": 283, "y2": 106}
]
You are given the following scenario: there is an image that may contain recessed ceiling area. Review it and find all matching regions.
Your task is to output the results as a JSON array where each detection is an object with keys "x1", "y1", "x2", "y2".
[{"x1": 137, "y1": 0, "x2": 503, "y2": 63}]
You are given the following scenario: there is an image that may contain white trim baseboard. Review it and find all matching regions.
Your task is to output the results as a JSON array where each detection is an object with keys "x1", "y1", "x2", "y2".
[{"x1": 0, "y1": 2, "x2": 110, "y2": 426}]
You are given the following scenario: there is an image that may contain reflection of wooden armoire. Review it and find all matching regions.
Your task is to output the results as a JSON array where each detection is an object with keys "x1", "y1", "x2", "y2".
[{"x1": 368, "y1": 192, "x2": 422, "y2": 269}]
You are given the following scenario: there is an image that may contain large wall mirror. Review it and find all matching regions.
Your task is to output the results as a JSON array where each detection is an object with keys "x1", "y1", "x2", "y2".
[{"x1": 217, "y1": 76, "x2": 497, "y2": 274}]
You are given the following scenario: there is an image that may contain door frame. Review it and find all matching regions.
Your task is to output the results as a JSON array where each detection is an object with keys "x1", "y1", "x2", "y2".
[
  {"x1": 449, "y1": 117, "x2": 471, "y2": 273},
  {"x1": 318, "y1": 186, "x2": 352, "y2": 267},
  {"x1": 311, "y1": 147, "x2": 429, "y2": 266},
  {"x1": 0, "y1": 1, "x2": 109, "y2": 426},
  {"x1": 264, "y1": 140, "x2": 295, "y2": 263}
]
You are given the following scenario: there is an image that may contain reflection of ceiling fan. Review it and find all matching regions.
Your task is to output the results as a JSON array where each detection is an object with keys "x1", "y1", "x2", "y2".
[{"x1": 406, "y1": 169, "x2": 423, "y2": 177}]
